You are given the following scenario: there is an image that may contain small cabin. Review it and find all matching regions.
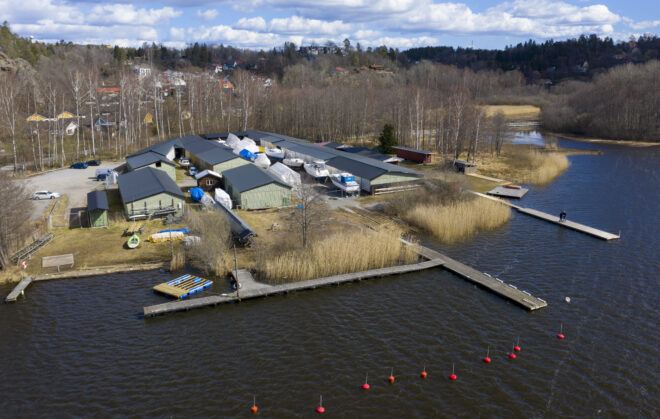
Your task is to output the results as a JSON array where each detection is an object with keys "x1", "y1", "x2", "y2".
[
  {"x1": 87, "y1": 190, "x2": 109, "y2": 228},
  {"x1": 392, "y1": 146, "x2": 434, "y2": 164},
  {"x1": 195, "y1": 169, "x2": 223, "y2": 192},
  {"x1": 450, "y1": 159, "x2": 477, "y2": 174}
]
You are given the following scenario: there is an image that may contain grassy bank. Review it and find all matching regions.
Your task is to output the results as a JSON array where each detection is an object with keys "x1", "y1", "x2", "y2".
[
  {"x1": 256, "y1": 229, "x2": 418, "y2": 284},
  {"x1": 545, "y1": 132, "x2": 660, "y2": 147},
  {"x1": 480, "y1": 104, "x2": 541, "y2": 119},
  {"x1": 404, "y1": 198, "x2": 511, "y2": 242},
  {"x1": 474, "y1": 145, "x2": 570, "y2": 185}
]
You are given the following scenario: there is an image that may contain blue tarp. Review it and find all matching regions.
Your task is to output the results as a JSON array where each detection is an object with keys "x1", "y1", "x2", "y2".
[
  {"x1": 239, "y1": 149, "x2": 256, "y2": 162},
  {"x1": 341, "y1": 175, "x2": 355, "y2": 183},
  {"x1": 190, "y1": 187, "x2": 204, "y2": 202},
  {"x1": 157, "y1": 228, "x2": 190, "y2": 234}
]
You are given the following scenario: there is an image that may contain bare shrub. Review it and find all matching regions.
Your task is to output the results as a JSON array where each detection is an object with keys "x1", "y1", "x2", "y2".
[
  {"x1": 184, "y1": 209, "x2": 232, "y2": 276},
  {"x1": 0, "y1": 172, "x2": 34, "y2": 269}
]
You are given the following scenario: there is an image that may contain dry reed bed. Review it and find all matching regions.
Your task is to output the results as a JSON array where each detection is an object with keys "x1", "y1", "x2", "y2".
[
  {"x1": 475, "y1": 147, "x2": 570, "y2": 185},
  {"x1": 519, "y1": 151, "x2": 570, "y2": 185},
  {"x1": 405, "y1": 198, "x2": 511, "y2": 242},
  {"x1": 258, "y1": 229, "x2": 418, "y2": 283}
]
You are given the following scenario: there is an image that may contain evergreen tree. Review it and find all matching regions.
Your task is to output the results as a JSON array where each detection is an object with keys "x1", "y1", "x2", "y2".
[{"x1": 378, "y1": 124, "x2": 397, "y2": 154}]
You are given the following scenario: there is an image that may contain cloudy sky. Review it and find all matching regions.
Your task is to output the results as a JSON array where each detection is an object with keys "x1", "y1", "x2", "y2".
[{"x1": 1, "y1": 0, "x2": 658, "y2": 50}]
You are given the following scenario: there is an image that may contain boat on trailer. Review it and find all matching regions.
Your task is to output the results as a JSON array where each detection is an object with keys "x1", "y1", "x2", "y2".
[
  {"x1": 304, "y1": 160, "x2": 330, "y2": 181},
  {"x1": 330, "y1": 173, "x2": 360, "y2": 196},
  {"x1": 283, "y1": 157, "x2": 304, "y2": 168}
]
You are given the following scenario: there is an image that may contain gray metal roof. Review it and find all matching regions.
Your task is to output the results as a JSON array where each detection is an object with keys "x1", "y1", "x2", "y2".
[
  {"x1": 322, "y1": 142, "x2": 345, "y2": 149},
  {"x1": 326, "y1": 156, "x2": 388, "y2": 180},
  {"x1": 223, "y1": 164, "x2": 291, "y2": 193},
  {"x1": 118, "y1": 167, "x2": 185, "y2": 203},
  {"x1": 126, "y1": 151, "x2": 175, "y2": 171},
  {"x1": 87, "y1": 190, "x2": 109, "y2": 211},
  {"x1": 393, "y1": 146, "x2": 435, "y2": 154},
  {"x1": 180, "y1": 135, "x2": 238, "y2": 165},
  {"x1": 128, "y1": 137, "x2": 184, "y2": 158}
]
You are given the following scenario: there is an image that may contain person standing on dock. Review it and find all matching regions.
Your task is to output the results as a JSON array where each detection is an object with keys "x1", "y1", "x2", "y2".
[{"x1": 559, "y1": 211, "x2": 567, "y2": 222}]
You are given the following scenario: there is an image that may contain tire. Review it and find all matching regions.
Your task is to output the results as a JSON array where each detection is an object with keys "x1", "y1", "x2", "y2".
[{"x1": 50, "y1": 196, "x2": 54, "y2": 199}]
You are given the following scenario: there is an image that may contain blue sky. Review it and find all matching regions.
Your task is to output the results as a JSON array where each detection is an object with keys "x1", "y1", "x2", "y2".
[{"x1": 1, "y1": 0, "x2": 657, "y2": 50}]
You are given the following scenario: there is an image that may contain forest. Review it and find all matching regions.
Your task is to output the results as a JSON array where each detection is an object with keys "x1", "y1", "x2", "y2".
[{"x1": 0, "y1": 22, "x2": 658, "y2": 174}]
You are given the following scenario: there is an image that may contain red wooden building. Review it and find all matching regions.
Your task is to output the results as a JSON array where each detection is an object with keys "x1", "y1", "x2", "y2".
[{"x1": 392, "y1": 146, "x2": 435, "y2": 164}]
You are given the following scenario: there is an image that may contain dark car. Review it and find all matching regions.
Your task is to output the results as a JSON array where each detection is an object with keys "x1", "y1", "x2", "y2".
[
  {"x1": 70, "y1": 162, "x2": 88, "y2": 169},
  {"x1": 86, "y1": 159, "x2": 101, "y2": 166}
]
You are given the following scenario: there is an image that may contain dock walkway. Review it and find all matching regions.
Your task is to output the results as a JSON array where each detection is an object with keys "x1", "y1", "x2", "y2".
[
  {"x1": 5, "y1": 277, "x2": 33, "y2": 302},
  {"x1": 471, "y1": 191, "x2": 620, "y2": 240}
]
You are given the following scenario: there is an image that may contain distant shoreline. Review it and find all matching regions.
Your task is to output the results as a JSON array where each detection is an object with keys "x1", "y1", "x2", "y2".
[{"x1": 546, "y1": 132, "x2": 660, "y2": 147}]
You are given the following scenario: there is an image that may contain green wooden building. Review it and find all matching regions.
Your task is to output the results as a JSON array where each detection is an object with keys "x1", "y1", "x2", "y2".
[
  {"x1": 86, "y1": 190, "x2": 109, "y2": 228},
  {"x1": 223, "y1": 164, "x2": 292, "y2": 210},
  {"x1": 180, "y1": 135, "x2": 250, "y2": 174},
  {"x1": 125, "y1": 151, "x2": 176, "y2": 181},
  {"x1": 118, "y1": 167, "x2": 186, "y2": 219}
]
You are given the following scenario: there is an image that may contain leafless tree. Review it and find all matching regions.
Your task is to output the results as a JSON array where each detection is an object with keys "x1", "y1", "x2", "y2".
[
  {"x1": 0, "y1": 74, "x2": 21, "y2": 171},
  {"x1": 0, "y1": 172, "x2": 34, "y2": 270},
  {"x1": 291, "y1": 182, "x2": 325, "y2": 248}
]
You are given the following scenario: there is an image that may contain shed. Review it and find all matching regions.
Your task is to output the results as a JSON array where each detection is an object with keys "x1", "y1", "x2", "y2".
[
  {"x1": 118, "y1": 167, "x2": 186, "y2": 219},
  {"x1": 86, "y1": 190, "x2": 109, "y2": 228},
  {"x1": 223, "y1": 164, "x2": 292, "y2": 210},
  {"x1": 451, "y1": 159, "x2": 477, "y2": 174},
  {"x1": 195, "y1": 169, "x2": 223, "y2": 192},
  {"x1": 393, "y1": 146, "x2": 435, "y2": 163}
]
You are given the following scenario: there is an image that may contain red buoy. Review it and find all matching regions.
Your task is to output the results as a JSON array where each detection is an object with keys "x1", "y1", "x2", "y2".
[
  {"x1": 388, "y1": 368, "x2": 395, "y2": 384},
  {"x1": 420, "y1": 364, "x2": 428, "y2": 379},
  {"x1": 508, "y1": 352, "x2": 517, "y2": 359},
  {"x1": 362, "y1": 373, "x2": 370, "y2": 390},
  {"x1": 449, "y1": 363, "x2": 457, "y2": 380},
  {"x1": 514, "y1": 337, "x2": 521, "y2": 352},
  {"x1": 557, "y1": 323, "x2": 565, "y2": 339},
  {"x1": 316, "y1": 395, "x2": 325, "y2": 414},
  {"x1": 250, "y1": 396, "x2": 258, "y2": 414},
  {"x1": 483, "y1": 345, "x2": 492, "y2": 363}
]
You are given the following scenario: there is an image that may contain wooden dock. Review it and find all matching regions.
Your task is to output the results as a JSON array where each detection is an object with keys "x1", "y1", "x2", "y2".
[
  {"x1": 471, "y1": 191, "x2": 620, "y2": 240},
  {"x1": 152, "y1": 274, "x2": 213, "y2": 299},
  {"x1": 143, "y1": 259, "x2": 444, "y2": 317},
  {"x1": 5, "y1": 277, "x2": 33, "y2": 302}
]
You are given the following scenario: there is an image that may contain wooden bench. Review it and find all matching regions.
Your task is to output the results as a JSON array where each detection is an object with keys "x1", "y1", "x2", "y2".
[{"x1": 42, "y1": 254, "x2": 74, "y2": 272}]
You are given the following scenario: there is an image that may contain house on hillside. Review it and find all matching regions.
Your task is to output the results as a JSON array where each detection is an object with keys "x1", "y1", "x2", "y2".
[
  {"x1": 118, "y1": 167, "x2": 185, "y2": 219},
  {"x1": 223, "y1": 164, "x2": 292, "y2": 210}
]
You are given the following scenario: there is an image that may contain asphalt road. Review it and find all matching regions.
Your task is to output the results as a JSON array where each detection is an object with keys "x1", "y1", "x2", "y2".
[{"x1": 23, "y1": 162, "x2": 123, "y2": 220}]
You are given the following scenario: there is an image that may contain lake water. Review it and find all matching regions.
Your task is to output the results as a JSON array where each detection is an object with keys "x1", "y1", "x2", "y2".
[{"x1": 1, "y1": 133, "x2": 658, "y2": 417}]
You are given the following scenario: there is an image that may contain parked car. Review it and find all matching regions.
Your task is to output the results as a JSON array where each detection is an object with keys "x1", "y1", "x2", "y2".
[
  {"x1": 70, "y1": 162, "x2": 88, "y2": 169},
  {"x1": 96, "y1": 168, "x2": 110, "y2": 181},
  {"x1": 188, "y1": 166, "x2": 198, "y2": 176},
  {"x1": 178, "y1": 157, "x2": 190, "y2": 167},
  {"x1": 32, "y1": 191, "x2": 61, "y2": 200},
  {"x1": 86, "y1": 159, "x2": 102, "y2": 166}
]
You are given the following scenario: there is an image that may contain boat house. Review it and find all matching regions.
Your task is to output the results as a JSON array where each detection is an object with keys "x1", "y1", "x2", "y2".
[
  {"x1": 223, "y1": 164, "x2": 292, "y2": 210},
  {"x1": 125, "y1": 151, "x2": 176, "y2": 181},
  {"x1": 392, "y1": 146, "x2": 435, "y2": 164},
  {"x1": 450, "y1": 159, "x2": 477, "y2": 174},
  {"x1": 180, "y1": 135, "x2": 250, "y2": 174},
  {"x1": 118, "y1": 167, "x2": 185, "y2": 219},
  {"x1": 86, "y1": 190, "x2": 109, "y2": 228},
  {"x1": 195, "y1": 169, "x2": 223, "y2": 192}
]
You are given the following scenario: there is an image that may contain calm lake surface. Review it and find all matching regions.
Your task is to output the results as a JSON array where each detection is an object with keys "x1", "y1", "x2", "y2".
[{"x1": 1, "y1": 133, "x2": 658, "y2": 417}]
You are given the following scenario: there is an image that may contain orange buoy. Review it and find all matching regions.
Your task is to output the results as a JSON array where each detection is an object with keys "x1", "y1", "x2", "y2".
[
  {"x1": 250, "y1": 395, "x2": 258, "y2": 414},
  {"x1": 483, "y1": 345, "x2": 492, "y2": 363},
  {"x1": 420, "y1": 364, "x2": 428, "y2": 379},
  {"x1": 388, "y1": 368, "x2": 395, "y2": 384},
  {"x1": 362, "y1": 373, "x2": 370, "y2": 390},
  {"x1": 316, "y1": 395, "x2": 325, "y2": 413},
  {"x1": 449, "y1": 363, "x2": 457, "y2": 380}
]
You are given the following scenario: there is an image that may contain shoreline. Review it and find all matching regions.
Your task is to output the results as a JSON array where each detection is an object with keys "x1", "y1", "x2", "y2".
[
  {"x1": 3, "y1": 262, "x2": 168, "y2": 284},
  {"x1": 545, "y1": 131, "x2": 660, "y2": 147}
]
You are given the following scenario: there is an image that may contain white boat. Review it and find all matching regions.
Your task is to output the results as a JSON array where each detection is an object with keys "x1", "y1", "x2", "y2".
[
  {"x1": 304, "y1": 160, "x2": 330, "y2": 181},
  {"x1": 265, "y1": 148, "x2": 284, "y2": 160},
  {"x1": 330, "y1": 173, "x2": 360, "y2": 195},
  {"x1": 283, "y1": 157, "x2": 304, "y2": 168}
]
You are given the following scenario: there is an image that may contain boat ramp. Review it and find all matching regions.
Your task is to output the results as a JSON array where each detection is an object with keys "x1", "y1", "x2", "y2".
[{"x1": 4, "y1": 277, "x2": 33, "y2": 302}]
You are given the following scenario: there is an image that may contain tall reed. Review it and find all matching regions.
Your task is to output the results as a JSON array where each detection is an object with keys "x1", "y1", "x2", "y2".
[
  {"x1": 258, "y1": 229, "x2": 418, "y2": 283},
  {"x1": 521, "y1": 152, "x2": 569, "y2": 185},
  {"x1": 405, "y1": 198, "x2": 510, "y2": 242}
]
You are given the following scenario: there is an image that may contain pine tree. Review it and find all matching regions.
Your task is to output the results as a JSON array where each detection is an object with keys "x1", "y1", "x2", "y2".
[{"x1": 378, "y1": 124, "x2": 397, "y2": 154}]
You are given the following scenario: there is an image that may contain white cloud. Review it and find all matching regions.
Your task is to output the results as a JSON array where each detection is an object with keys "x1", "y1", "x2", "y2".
[
  {"x1": 12, "y1": 21, "x2": 159, "y2": 46},
  {"x1": 269, "y1": 16, "x2": 351, "y2": 36},
  {"x1": 169, "y1": 27, "x2": 186, "y2": 40},
  {"x1": 196, "y1": 9, "x2": 218, "y2": 22},
  {"x1": 628, "y1": 20, "x2": 660, "y2": 30},
  {"x1": 234, "y1": 16, "x2": 268, "y2": 32},
  {"x1": 87, "y1": 4, "x2": 181, "y2": 26},
  {"x1": 0, "y1": 0, "x2": 84, "y2": 25}
]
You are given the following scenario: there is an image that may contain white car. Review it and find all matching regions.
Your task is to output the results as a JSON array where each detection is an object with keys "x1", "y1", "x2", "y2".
[
  {"x1": 32, "y1": 190, "x2": 61, "y2": 200},
  {"x1": 179, "y1": 158, "x2": 190, "y2": 167}
]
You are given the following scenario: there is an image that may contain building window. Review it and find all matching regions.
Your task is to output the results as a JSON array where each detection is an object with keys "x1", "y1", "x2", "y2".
[
  {"x1": 206, "y1": 179, "x2": 214, "y2": 186},
  {"x1": 156, "y1": 161, "x2": 161, "y2": 167}
]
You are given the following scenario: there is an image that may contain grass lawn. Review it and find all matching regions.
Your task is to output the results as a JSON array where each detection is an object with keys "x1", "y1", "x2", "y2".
[
  {"x1": 480, "y1": 105, "x2": 541, "y2": 119},
  {"x1": 25, "y1": 219, "x2": 187, "y2": 275}
]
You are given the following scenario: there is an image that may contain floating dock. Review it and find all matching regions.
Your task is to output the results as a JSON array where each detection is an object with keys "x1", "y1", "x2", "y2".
[
  {"x1": 487, "y1": 186, "x2": 529, "y2": 199},
  {"x1": 152, "y1": 274, "x2": 213, "y2": 299},
  {"x1": 5, "y1": 277, "x2": 33, "y2": 302},
  {"x1": 471, "y1": 191, "x2": 620, "y2": 240}
]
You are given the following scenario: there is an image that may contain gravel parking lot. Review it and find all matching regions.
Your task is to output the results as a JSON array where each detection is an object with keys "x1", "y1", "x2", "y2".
[{"x1": 23, "y1": 162, "x2": 123, "y2": 220}]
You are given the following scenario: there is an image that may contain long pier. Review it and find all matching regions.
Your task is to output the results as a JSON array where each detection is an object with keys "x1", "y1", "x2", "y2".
[
  {"x1": 471, "y1": 191, "x2": 620, "y2": 240},
  {"x1": 5, "y1": 277, "x2": 33, "y2": 302}
]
